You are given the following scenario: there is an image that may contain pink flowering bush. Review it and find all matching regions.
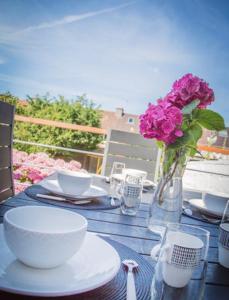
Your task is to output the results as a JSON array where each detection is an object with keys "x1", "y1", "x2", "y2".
[
  {"x1": 139, "y1": 99, "x2": 183, "y2": 144},
  {"x1": 13, "y1": 149, "x2": 82, "y2": 194},
  {"x1": 140, "y1": 73, "x2": 225, "y2": 177}
]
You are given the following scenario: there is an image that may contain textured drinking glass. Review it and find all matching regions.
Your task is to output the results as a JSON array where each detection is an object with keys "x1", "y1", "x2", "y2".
[
  {"x1": 120, "y1": 174, "x2": 143, "y2": 216},
  {"x1": 109, "y1": 162, "x2": 125, "y2": 203},
  {"x1": 151, "y1": 223, "x2": 209, "y2": 300},
  {"x1": 218, "y1": 200, "x2": 229, "y2": 268}
]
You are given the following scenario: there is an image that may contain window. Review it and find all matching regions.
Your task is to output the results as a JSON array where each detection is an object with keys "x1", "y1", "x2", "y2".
[{"x1": 127, "y1": 117, "x2": 134, "y2": 124}]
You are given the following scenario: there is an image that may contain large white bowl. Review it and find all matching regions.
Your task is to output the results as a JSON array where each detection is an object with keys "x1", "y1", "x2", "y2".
[
  {"x1": 57, "y1": 170, "x2": 92, "y2": 196},
  {"x1": 3, "y1": 206, "x2": 88, "y2": 269}
]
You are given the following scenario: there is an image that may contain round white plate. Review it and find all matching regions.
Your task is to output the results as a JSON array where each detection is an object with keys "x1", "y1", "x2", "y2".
[
  {"x1": 189, "y1": 197, "x2": 228, "y2": 217},
  {"x1": 112, "y1": 174, "x2": 155, "y2": 187},
  {"x1": 40, "y1": 178, "x2": 108, "y2": 199},
  {"x1": 143, "y1": 179, "x2": 156, "y2": 188},
  {"x1": 0, "y1": 225, "x2": 120, "y2": 297}
]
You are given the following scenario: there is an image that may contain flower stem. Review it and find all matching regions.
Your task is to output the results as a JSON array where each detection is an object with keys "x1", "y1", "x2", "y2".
[{"x1": 158, "y1": 152, "x2": 180, "y2": 205}]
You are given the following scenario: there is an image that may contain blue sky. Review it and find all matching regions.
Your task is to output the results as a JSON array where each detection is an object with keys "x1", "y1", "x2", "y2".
[{"x1": 0, "y1": 0, "x2": 229, "y2": 124}]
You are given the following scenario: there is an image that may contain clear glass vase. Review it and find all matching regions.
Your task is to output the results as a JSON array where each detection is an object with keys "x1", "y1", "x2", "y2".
[{"x1": 148, "y1": 149, "x2": 187, "y2": 236}]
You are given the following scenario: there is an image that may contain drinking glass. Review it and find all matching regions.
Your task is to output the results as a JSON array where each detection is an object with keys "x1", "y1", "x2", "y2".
[
  {"x1": 218, "y1": 200, "x2": 229, "y2": 268},
  {"x1": 109, "y1": 162, "x2": 125, "y2": 205},
  {"x1": 151, "y1": 223, "x2": 210, "y2": 300},
  {"x1": 120, "y1": 174, "x2": 143, "y2": 216}
]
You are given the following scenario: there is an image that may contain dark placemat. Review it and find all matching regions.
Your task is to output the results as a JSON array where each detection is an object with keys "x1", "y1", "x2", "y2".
[
  {"x1": 182, "y1": 201, "x2": 220, "y2": 225},
  {"x1": 25, "y1": 185, "x2": 120, "y2": 210},
  {"x1": 0, "y1": 237, "x2": 154, "y2": 300}
]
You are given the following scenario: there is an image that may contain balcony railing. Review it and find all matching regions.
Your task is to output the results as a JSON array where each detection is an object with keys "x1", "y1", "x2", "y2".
[
  {"x1": 13, "y1": 139, "x2": 104, "y2": 174},
  {"x1": 13, "y1": 114, "x2": 229, "y2": 174}
]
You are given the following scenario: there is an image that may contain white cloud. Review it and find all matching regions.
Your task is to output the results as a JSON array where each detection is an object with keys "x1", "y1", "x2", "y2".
[
  {"x1": 16, "y1": 1, "x2": 136, "y2": 33},
  {"x1": 0, "y1": 7, "x2": 198, "y2": 114}
]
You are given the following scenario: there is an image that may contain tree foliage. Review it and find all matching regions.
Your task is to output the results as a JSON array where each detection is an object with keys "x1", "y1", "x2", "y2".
[{"x1": 0, "y1": 92, "x2": 103, "y2": 154}]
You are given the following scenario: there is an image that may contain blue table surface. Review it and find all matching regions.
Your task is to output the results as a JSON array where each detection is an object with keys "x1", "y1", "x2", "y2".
[{"x1": 0, "y1": 176, "x2": 228, "y2": 300}]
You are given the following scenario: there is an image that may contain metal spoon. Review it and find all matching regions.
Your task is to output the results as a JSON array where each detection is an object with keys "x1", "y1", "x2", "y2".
[
  {"x1": 110, "y1": 196, "x2": 116, "y2": 206},
  {"x1": 122, "y1": 259, "x2": 138, "y2": 300},
  {"x1": 183, "y1": 207, "x2": 220, "y2": 224}
]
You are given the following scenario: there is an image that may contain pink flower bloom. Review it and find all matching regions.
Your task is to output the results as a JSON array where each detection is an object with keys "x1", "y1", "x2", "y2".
[
  {"x1": 14, "y1": 184, "x2": 26, "y2": 194},
  {"x1": 14, "y1": 182, "x2": 31, "y2": 194},
  {"x1": 55, "y1": 159, "x2": 66, "y2": 168},
  {"x1": 13, "y1": 150, "x2": 83, "y2": 186},
  {"x1": 27, "y1": 169, "x2": 44, "y2": 183},
  {"x1": 139, "y1": 99, "x2": 183, "y2": 144},
  {"x1": 13, "y1": 171, "x2": 22, "y2": 180},
  {"x1": 13, "y1": 149, "x2": 28, "y2": 166},
  {"x1": 69, "y1": 160, "x2": 82, "y2": 170},
  {"x1": 175, "y1": 129, "x2": 183, "y2": 137},
  {"x1": 165, "y1": 73, "x2": 214, "y2": 109}
]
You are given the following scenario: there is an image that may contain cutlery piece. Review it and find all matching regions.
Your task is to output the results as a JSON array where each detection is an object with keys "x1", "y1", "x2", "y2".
[
  {"x1": 201, "y1": 214, "x2": 220, "y2": 224},
  {"x1": 143, "y1": 188, "x2": 154, "y2": 193},
  {"x1": 105, "y1": 177, "x2": 110, "y2": 184},
  {"x1": 122, "y1": 259, "x2": 138, "y2": 300},
  {"x1": 36, "y1": 194, "x2": 91, "y2": 205},
  {"x1": 183, "y1": 207, "x2": 220, "y2": 224},
  {"x1": 183, "y1": 207, "x2": 193, "y2": 216},
  {"x1": 110, "y1": 196, "x2": 116, "y2": 206}
]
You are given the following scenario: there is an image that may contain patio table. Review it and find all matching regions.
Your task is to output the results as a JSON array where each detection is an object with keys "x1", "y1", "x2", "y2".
[{"x1": 0, "y1": 175, "x2": 229, "y2": 299}]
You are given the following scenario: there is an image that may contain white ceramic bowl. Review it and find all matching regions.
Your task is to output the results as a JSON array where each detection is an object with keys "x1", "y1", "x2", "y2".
[
  {"x1": 57, "y1": 170, "x2": 92, "y2": 196},
  {"x1": 3, "y1": 206, "x2": 88, "y2": 269},
  {"x1": 122, "y1": 169, "x2": 147, "y2": 180}
]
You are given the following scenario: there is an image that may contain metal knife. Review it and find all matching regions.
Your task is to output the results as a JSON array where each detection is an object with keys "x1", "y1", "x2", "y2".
[{"x1": 36, "y1": 193, "x2": 91, "y2": 205}]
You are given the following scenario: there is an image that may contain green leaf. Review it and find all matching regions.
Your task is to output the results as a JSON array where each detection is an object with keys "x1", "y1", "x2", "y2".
[
  {"x1": 168, "y1": 132, "x2": 191, "y2": 149},
  {"x1": 156, "y1": 141, "x2": 164, "y2": 149},
  {"x1": 188, "y1": 123, "x2": 203, "y2": 145},
  {"x1": 181, "y1": 116, "x2": 190, "y2": 131},
  {"x1": 184, "y1": 123, "x2": 202, "y2": 157},
  {"x1": 182, "y1": 99, "x2": 200, "y2": 114},
  {"x1": 189, "y1": 147, "x2": 197, "y2": 157},
  {"x1": 168, "y1": 123, "x2": 202, "y2": 152},
  {"x1": 194, "y1": 109, "x2": 225, "y2": 131}
]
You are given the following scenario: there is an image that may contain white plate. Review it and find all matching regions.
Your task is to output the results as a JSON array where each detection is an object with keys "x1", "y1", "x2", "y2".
[
  {"x1": 143, "y1": 179, "x2": 156, "y2": 188},
  {"x1": 40, "y1": 178, "x2": 108, "y2": 199},
  {"x1": 189, "y1": 197, "x2": 228, "y2": 217},
  {"x1": 112, "y1": 174, "x2": 155, "y2": 187},
  {"x1": 0, "y1": 225, "x2": 120, "y2": 297}
]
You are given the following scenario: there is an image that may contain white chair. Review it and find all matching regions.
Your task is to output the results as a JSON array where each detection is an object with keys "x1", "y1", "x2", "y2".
[{"x1": 101, "y1": 129, "x2": 161, "y2": 182}]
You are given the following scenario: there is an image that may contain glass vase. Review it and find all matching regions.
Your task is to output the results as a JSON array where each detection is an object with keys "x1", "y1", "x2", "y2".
[{"x1": 148, "y1": 148, "x2": 187, "y2": 236}]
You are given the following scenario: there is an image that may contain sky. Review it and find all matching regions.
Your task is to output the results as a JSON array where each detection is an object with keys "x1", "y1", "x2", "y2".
[{"x1": 0, "y1": 0, "x2": 229, "y2": 124}]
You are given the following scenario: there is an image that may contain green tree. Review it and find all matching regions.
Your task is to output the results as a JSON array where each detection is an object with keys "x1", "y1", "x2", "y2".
[{"x1": 0, "y1": 92, "x2": 103, "y2": 154}]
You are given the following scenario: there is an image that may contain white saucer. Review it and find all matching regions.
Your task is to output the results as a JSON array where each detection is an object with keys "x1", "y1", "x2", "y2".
[
  {"x1": 0, "y1": 225, "x2": 120, "y2": 297},
  {"x1": 112, "y1": 174, "x2": 155, "y2": 187},
  {"x1": 40, "y1": 178, "x2": 108, "y2": 199},
  {"x1": 189, "y1": 197, "x2": 228, "y2": 217},
  {"x1": 143, "y1": 179, "x2": 156, "y2": 188}
]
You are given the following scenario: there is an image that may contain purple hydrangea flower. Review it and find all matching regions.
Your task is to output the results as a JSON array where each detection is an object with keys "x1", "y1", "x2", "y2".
[
  {"x1": 165, "y1": 73, "x2": 214, "y2": 109},
  {"x1": 139, "y1": 99, "x2": 183, "y2": 145}
]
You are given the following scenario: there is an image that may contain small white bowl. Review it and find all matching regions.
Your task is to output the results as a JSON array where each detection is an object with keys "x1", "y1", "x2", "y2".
[
  {"x1": 57, "y1": 170, "x2": 92, "y2": 196},
  {"x1": 122, "y1": 169, "x2": 147, "y2": 180},
  {"x1": 3, "y1": 206, "x2": 88, "y2": 269}
]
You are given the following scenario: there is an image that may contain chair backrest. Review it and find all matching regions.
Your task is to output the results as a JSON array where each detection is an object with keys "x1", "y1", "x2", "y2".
[
  {"x1": 101, "y1": 129, "x2": 161, "y2": 182},
  {"x1": 0, "y1": 101, "x2": 15, "y2": 202}
]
